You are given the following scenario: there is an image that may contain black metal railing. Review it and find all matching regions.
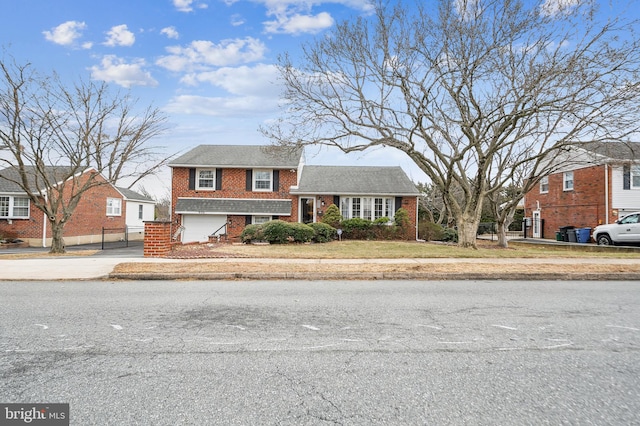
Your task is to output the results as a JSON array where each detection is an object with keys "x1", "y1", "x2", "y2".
[{"x1": 102, "y1": 226, "x2": 129, "y2": 250}]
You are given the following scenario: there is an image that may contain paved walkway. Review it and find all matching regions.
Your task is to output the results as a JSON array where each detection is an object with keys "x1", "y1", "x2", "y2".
[{"x1": 1, "y1": 254, "x2": 640, "y2": 281}]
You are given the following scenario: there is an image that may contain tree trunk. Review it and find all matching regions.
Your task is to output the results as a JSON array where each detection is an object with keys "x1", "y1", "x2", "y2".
[
  {"x1": 496, "y1": 221, "x2": 509, "y2": 249},
  {"x1": 456, "y1": 215, "x2": 480, "y2": 249},
  {"x1": 49, "y1": 221, "x2": 66, "y2": 254},
  {"x1": 496, "y1": 212, "x2": 515, "y2": 249}
]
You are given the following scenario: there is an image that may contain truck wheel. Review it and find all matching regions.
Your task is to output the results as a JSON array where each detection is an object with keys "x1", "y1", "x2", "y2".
[{"x1": 596, "y1": 234, "x2": 613, "y2": 246}]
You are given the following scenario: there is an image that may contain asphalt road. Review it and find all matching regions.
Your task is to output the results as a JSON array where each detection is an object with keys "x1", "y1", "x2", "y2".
[{"x1": 1, "y1": 280, "x2": 639, "y2": 425}]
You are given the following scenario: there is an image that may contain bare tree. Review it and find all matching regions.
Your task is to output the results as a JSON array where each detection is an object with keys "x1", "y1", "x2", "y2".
[
  {"x1": 263, "y1": 0, "x2": 640, "y2": 248},
  {"x1": 0, "y1": 58, "x2": 169, "y2": 253}
]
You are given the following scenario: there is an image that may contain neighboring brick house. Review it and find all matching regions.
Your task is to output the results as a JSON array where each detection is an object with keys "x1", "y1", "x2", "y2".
[
  {"x1": 523, "y1": 142, "x2": 640, "y2": 239},
  {"x1": 0, "y1": 165, "x2": 155, "y2": 247},
  {"x1": 169, "y1": 145, "x2": 420, "y2": 242}
]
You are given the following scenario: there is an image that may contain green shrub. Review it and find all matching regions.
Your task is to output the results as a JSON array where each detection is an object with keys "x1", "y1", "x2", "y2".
[
  {"x1": 308, "y1": 222, "x2": 337, "y2": 243},
  {"x1": 441, "y1": 227, "x2": 458, "y2": 242},
  {"x1": 288, "y1": 222, "x2": 315, "y2": 243},
  {"x1": 240, "y1": 224, "x2": 264, "y2": 243},
  {"x1": 321, "y1": 204, "x2": 342, "y2": 227},
  {"x1": 371, "y1": 222, "x2": 400, "y2": 240},
  {"x1": 373, "y1": 216, "x2": 392, "y2": 225},
  {"x1": 340, "y1": 218, "x2": 372, "y2": 239},
  {"x1": 261, "y1": 220, "x2": 291, "y2": 244},
  {"x1": 394, "y1": 208, "x2": 410, "y2": 228},
  {"x1": 418, "y1": 221, "x2": 445, "y2": 241},
  {"x1": 259, "y1": 220, "x2": 314, "y2": 244}
]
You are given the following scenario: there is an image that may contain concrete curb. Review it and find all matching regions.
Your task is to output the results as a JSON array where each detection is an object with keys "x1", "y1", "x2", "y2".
[{"x1": 107, "y1": 271, "x2": 640, "y2": 281}]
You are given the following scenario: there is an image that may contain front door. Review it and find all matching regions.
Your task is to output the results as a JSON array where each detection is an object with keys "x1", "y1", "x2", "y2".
[
  {"x1": 301, "y1": 197, "x2": 315, "y2": 223},
  {"x1": 532, "y1": 210, "x2": 541, "y2": 238}
]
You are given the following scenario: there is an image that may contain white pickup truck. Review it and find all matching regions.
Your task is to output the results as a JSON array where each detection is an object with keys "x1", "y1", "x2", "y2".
[{"x1": 592, "y1": 212, "x2": 640, "y2": 245}]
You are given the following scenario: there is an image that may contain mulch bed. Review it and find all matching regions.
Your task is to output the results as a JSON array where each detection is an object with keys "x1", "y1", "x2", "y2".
[{"x1": 165, "y1": 242, "x2": 250, "y2": 259}]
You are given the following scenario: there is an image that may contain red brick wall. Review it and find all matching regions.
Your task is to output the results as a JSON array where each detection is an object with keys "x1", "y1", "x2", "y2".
[
  {"x1": 0, "y1": 197, "x2": 44, "y2": 240},
  {"x1": 171, "y1": 167, "x2": 299, "y2": 239},
  {"x1": 64, "y1": 176, "x2": 126, "y2": 238},
  {"x1": 171, "y1": 167, "x2": 419, "y2": 241},
  {"x1": 143, "y1": 221, "x2": 172, "y2": 257},
  {"x1": 313, "y1": 195, "x2": 419, "y2": 239},
  {"x1": 0, "y1": 171, "x2": 126, "y2": 245},
  {"x1": 524, "y1": 165, "x2": 609, "y2": 238}
]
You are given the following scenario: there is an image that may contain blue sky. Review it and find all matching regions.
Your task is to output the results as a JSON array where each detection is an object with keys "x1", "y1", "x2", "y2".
[
  {"x1": 2, "y1": 0, "x2": 409, "y2": 196},
  {"x1": 1, "y1": 0, "x2": 637, "y2": 196}
]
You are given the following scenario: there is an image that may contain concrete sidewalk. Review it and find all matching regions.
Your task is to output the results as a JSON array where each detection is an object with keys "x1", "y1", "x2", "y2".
[{"x1": 1, "y1": 255, "x2": 640, "y2": 281}]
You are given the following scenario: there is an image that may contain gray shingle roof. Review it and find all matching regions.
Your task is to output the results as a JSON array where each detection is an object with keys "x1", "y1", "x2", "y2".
[
  {"x1": 175, "y1": 198, "x2": 292, "y2": 215},
  {"x1": 169, "y1": 145, "x2": 303, "y2": 169},
  {"x1": 0, "y1": 165, "x2": 80, "y2": 193},
  {"x1": 291, "y1": 166, "x2": 419, "y2": 196},
  {"x1": 116, "y1": 187, "x2": 155, "y2": 203},
  {"x1": 579, "y1": 142, "x2": 640, "y2": 160}
]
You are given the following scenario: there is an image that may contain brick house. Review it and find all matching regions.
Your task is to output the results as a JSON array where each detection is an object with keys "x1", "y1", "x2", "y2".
[
  {"x1": 523, "y1": 142, "x2": 640, "y2": 239},
  {"x1": 169, "y1": 145, "x2": 420, "y2": 242},
  {"x1": 0, "y1": 165, "x2": 155, "y2": 247}
]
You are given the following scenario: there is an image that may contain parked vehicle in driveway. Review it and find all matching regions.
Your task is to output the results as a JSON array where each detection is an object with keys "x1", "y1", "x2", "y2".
[{"x1": 592, "y1": 212, "x2": 640, "y2": 245}]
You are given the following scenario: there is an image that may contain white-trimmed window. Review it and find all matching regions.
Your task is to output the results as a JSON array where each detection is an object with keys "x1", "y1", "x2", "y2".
[
  {"x1": 563, "y1": 171, "x2": 574, "y2": 191},
  {"x1": 632, "y1": 165, "x2": 640, "y2": 188},
  {"x1": 253, "y1": 170, "x2": 272, "y2": 191},
  {"x1": 196, "y1": 169, "x2": 216, "y2": 190},
  {"x1": 138, "y1": 204, "x2": 144, "y2": 220},
  {"x1": 106, "y1": 198, "x2": 122, "y2": 216},
  {"x1": 341, "y1": 197, "x2": 395, "y2": 220},
  {"x1": 253, "y1": 215, "x2": 271, "y2": 224},
  {"x1": 540, "y1": 176, "x2": 549, "y2": 194},
  {"x1": 0, "y1": 196, "x2": 30, "y2": 219}
]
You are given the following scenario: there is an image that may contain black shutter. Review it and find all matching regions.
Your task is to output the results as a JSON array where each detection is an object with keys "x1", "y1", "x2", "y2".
[
  {"x1": 623, "y1": 164, "x2": 631, "y2": 190},
  {"x1": 273, "y1": 170, "x2": 279, "y2": 192},
  {"x1": 395, "y1": 197, "x2": 402, "y2": 212},
  {"x1": 246, "y1": 170, "x2": 253, "y2": 191},
  {"x1": 333, "y1": 196, "x2": 340, "y2": 206},
  {"x1": 245, "y1": 215, "x2": 252, "y2": 225},
  {"x1": 188, "y1": 168, "x2": 196, "y2": 190},
  {"x1": 272, "y1": 216, "x2": 278, "y2": 221},
  {"x1": 216, "y1": 169, "x2": 223, "y2": 190}
]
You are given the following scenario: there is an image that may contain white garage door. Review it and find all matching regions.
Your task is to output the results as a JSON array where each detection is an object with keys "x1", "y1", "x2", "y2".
[{"x1": 182, "y1": 214, "x2": 227, "y2": 243}]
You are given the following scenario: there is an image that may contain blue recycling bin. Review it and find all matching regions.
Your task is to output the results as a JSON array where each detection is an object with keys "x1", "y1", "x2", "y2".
[{"x1": 576, "y1": 227, "x2": 592, "y2": 243}]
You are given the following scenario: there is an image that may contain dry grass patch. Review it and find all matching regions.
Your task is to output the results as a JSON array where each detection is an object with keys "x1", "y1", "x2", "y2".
[
  {"x1": 112, "y1": 261, "x2": 640, "y2": 275},
  {"x1": 168, "y1": 240, "x2": 640, "y2": 260},
  {"x1": 0, "y1": 250, "x2": 100, "y2": 259}
]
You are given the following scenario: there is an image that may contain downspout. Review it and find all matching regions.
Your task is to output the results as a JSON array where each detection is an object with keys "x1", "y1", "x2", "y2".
[
  {"x1": 42, "y1": 211, "x2": 47, "y2": 247},
  {"x1": 415, "y1": 196, "x2": 419, "y2": 241},
  {"x1": 41, "y1": 193, "x2": 47, "y2": 248},
  {"x1": 604, "y1": 164, "x2": 609, "y2": 224}
]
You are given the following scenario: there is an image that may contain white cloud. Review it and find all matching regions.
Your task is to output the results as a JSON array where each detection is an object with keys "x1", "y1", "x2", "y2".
[
  {"x1": 230, "y1": 14, "x2": 246, "y2": 27},
  {"x1": 181, "y1": 63, "x2": 281, "y2": 97},
  {"x1": 43, "y1": 21, "x2": 88, "y2": 47},
  {"x1": 164, "y1": 94, "x2": 278, "y2": 117},
  {"x1": 264, "y1": 11, "x2": 334, "y2": 34},
  {"x1": 540, "y1": 0, "x2": 581, "y2": 16},
  {"x1": 156, "y1": 37, "x2": 267, "y2": 72},
  {"x1": 160, "y1": 26, "x2": 180, "y2": 39},
  {"x1": 173, "y1": 0, "x2": 208, "y2": 12},
  {"x1": 89, "y1": 55, "x2": 158, "y2": 88},
  {"x1": 104, "y1": 24, "x2": 136, "y2": 47},
  {"x1": 252, "y1": 0, "x2": 372, "y2": 35}
]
